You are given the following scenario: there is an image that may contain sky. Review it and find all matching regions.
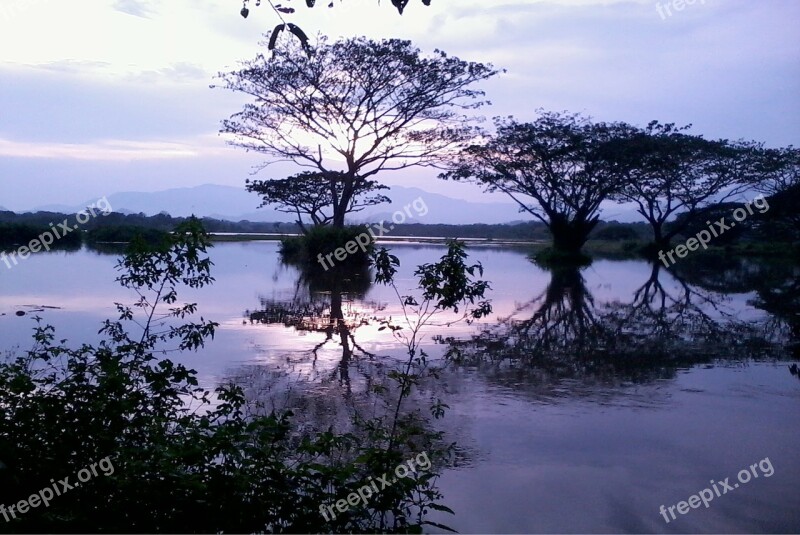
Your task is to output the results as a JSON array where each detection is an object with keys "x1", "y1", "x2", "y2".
[{"x1": 0, "y1": 0, "x2": 798, "y2": 211}]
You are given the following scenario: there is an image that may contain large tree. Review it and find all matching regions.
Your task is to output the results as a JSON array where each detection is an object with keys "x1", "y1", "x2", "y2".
[
  {"x1": 609, "y1": 122, "x2": 755, "y2": 250},
  {"x1": 441, "y1": 112, "x2": 634, "y2": 255},
  {"x1": 218, "y1": 36, "x2": 498, "y2": 227},
  {"x1": 749, "y1": 146, "x2": 800, "y2": 239},
  {"x1": 245, "y1": 171, "x2": 389, "y2": 233},
  {"x1": 750, "y1": 146, "x2": 800, "y2": 195}
]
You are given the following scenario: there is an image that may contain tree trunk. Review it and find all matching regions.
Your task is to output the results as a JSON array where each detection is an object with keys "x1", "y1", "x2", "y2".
[
  {"x1": 330, "y1": 291, "x2": 352, "y2": 390},
  {"x1": 650, "y1": 221, "x2": 670, "y2": 251},
  {"x1": 332, "y1": 208, "x2": 346, "y2": 228},
  {"x1": 331, "y1": 174, "x2": 356, "y2": 228},
  {"x1": 549, "y1": 215, "x2": 597, "y2": 254}
]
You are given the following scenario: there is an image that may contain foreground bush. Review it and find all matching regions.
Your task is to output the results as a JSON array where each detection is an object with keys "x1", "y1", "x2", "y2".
[{"x1": 0, "y1": 219, "x2": 489, "y2": 533}]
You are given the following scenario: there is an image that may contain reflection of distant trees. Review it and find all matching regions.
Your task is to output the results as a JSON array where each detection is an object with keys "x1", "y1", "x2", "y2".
[
  {"x1": 231, "y1": 262, "x2": 477, "y2": 469},
  {"x1": 441, "y1": 260, "x2": 790, "y2": 391},
  {"x1": 600, "y1": 263, "x2": 755, "y2": 361},
  {"x1": 497, "y1": 265, "x2": 606, "y2": 358},
  {"x1": 669, "y1": 255, "x2": 800, "y2": 351},
  {"x1": 748, "y1": 265, "x2": 800, "y2": 355}
]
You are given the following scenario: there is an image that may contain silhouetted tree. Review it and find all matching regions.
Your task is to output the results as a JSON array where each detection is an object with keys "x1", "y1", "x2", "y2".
[
  {"x1": 246, "y1": 171, "x2": 389, "y2": 233},
  {"x1": 609, "y1": 122, "x2": 755, "y2": 250},
  {"x1": 751, "y1": 145, "x2": 800, "y2": 196},
  {"x1": 217, "y1": 36, "x2": 498, "y2": 227},
  {"x1": 441, "y1": 112, "x2": 633, "y2": 255},
  {"x1": 749, "y1": 146, "x2": 800, "y2": 240}
]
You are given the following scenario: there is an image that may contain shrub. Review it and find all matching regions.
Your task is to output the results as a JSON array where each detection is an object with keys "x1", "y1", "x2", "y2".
[
  {"x1": 280, "y1": 225, "x2": 374, "y2": 269},
  {"x1": 0, "y1": 218, "x2": 457, "y2": 533}
]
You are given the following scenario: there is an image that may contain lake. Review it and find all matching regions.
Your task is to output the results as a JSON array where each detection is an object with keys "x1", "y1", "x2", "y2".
[{"x1": 1, "y1": 241, "x2": 798, "y2": 533}]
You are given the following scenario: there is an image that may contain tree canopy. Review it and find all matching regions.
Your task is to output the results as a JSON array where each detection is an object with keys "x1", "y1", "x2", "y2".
[
  {"x1": 442, "y1": 111, "x2": 635, "y2": 255},
  {"x1": 245, "y1": 171, "x2": 389, "y2": 232},
  {"x1": 608, "y1": 122, "x2": 756, "y2": 249},
  {"x1": 217, "y1": 36, "x2": 498, "y2": 226},
  {"x1": 750, "y1": 145, "x2": 799, "y2": 196}
]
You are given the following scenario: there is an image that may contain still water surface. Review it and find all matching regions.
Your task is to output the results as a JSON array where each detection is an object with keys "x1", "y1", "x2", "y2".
[{"x1": 1, "y1": 242, "x2": 798, "y2": 533}]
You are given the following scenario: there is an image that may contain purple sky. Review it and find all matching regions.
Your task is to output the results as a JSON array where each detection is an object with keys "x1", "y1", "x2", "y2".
[{"x1": 1, "y1": 0, "x2": 798, "y2": 211}]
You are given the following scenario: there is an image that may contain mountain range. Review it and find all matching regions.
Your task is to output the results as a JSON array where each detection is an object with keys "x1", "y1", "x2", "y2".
[
  {"x1": 24, "y1": 184, "x2": 642, "y2": 224},
  {"x1": 30, "y1": 184, "x2": 531, "y2": 225}
]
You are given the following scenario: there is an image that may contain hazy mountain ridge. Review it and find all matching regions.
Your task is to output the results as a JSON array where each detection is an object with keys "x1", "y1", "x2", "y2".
[
  {"x1": 26, "y1": 184, "x2": 642, "y2": 224},
  {"x1": 30, "y1": 184, "x2": 530, "y2": 225}
]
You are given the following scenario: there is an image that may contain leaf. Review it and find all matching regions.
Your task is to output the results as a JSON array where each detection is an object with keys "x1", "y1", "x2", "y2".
[
  {"x1": 268, "y1": 23, "x2": 285, "y2": 50},
  {"x1": 423, "y1": 520, "x2": 458, "y2": 532},
  {"x1": 427, "y1": 503, "x2": 456, "y2": 515},
  {"x1": 287, "y1": 23, "x2": 310, "y2": 55},
  {"x1": 391, "y1": 0, "x2": 410, "y2": 14}
]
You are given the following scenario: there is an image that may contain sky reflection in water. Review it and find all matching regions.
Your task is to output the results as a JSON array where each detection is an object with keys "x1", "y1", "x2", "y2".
[{"x1": 0, "y1": 241, "x2": 798, "y2": 533}]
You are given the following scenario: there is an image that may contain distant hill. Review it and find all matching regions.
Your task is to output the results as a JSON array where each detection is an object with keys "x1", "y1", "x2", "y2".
[
  {"x1": 32, "y1": 184, "x2": 529, "y2": 225},
  {"x1": 27, "y1": 184, "x2": 644, "y2": 224}
]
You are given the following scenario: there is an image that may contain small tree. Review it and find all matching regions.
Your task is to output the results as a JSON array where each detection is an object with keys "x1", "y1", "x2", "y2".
[
  {"x1": 441, "y1": 112, "x2": 633, "y2": 255},
  {"x1": 609, "y1": 122, "x2": 754, "y2": 250},
  {"x1": 218, "y1": 36, "x2": 498, "y2": 227},
  {"x1": 246, "y1": 171, "x2": 389, "y2": 233}
]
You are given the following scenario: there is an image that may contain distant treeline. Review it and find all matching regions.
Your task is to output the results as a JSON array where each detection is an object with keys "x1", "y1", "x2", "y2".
[
  {"x1": 385, "y1": 221, "x2": 655, "y2": 242},
  {"x1": 0, "y1": 210, "x2": 288, "y2": 234},
  {"x1": 0, "y1": 210, "x2": 655, "y2": 244},
  {"x1": 0, "y1": 222, "x2": 82, "y2": 249},
  {"x1": 0, "y1": 205, "x2": 796, "y2": 251}
]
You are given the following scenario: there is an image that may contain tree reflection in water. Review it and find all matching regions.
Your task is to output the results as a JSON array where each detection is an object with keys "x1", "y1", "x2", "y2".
[
  {"x1": 440, "y1": 258, "x2": 793, "y2": 393},
  {"x1": 242, "y1": 262, "x2": 383, "y2": 398},
  {"x1": 225, "y1": 252, "x2": 798, "y2": 469},
  {"x1": 232, "y1": 260, "x2": 478, "y2": 469},
  {"x1": 668, "y1": 254, "x2": 800, "y2": 356}
]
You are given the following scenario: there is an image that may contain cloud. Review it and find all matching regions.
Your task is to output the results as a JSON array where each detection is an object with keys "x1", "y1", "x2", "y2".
[
  {"x1": 0, "y1": 137, "x2": 206, "y2": 161},
  {"x1": 130, "y1": 62, "x2": 210, "y2": 83},
  {"x1": 27, "y1": 59, "x2": 114, "y2": 75},
  {"x1": 0, "y1": 0, "x2": 798, "y2": 212},
  {"x1": 111, "y1": 0, "x2": 156, "y2": 18}
]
